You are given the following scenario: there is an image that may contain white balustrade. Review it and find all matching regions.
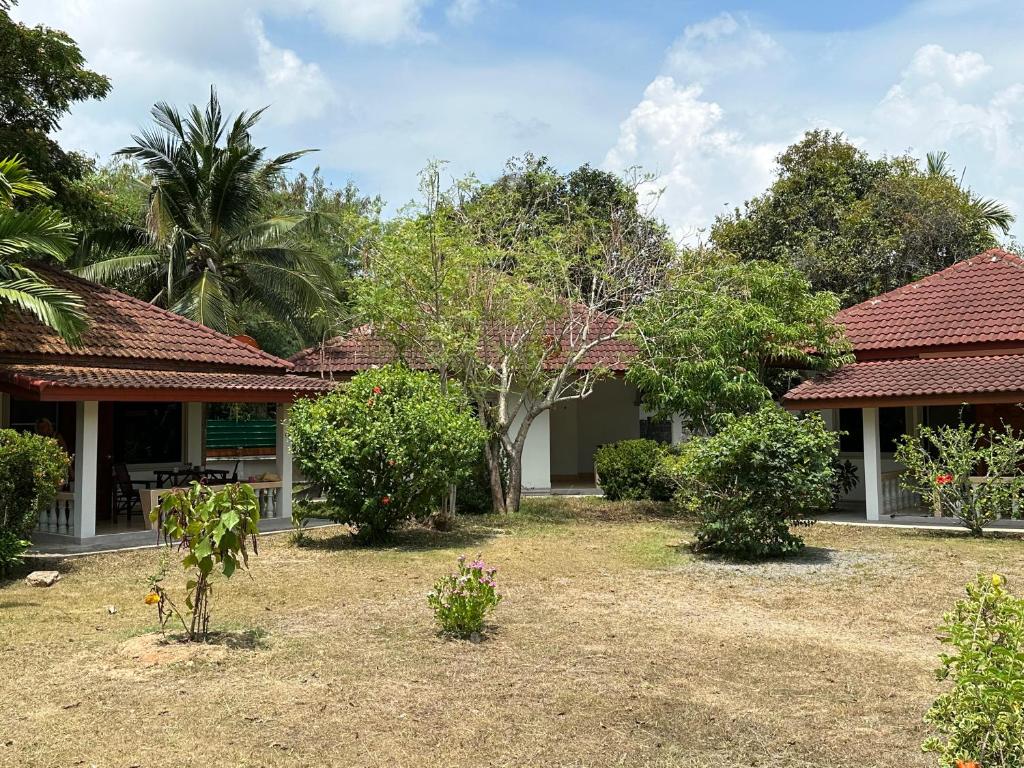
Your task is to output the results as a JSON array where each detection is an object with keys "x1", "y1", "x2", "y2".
[
  {"x1": 141, "y1": 481, "x2": 286, "y2": 526},
  {"x1": 880, "y1": 471, "x2": 923, "y2": 514},
  {"x1": 37, "y1": 492, "x2": 75, "y2": 536}
]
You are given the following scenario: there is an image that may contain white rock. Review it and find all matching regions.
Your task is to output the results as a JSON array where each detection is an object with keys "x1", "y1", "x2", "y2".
[{"x1": 25, "y1": 571, "x2": 60, "y2": 587}]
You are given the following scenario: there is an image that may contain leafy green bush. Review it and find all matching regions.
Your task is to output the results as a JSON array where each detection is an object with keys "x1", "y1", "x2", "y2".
[
  {"x1": 289, "y1": 365, "x2": 487, "y2": 543},
  {"x1": 147, "y1": 482, "x2": 261, "y2": 642},
  {"x1": 427, "y1": 554, "x2": 502, "y2": 638},
  {"x1": 923, "y1": 574, "x2": 1024, "y2": 767},
  {"x1": 594, "y1": 439, "x2": 673, "y2": 501},
  {"x1": 674, "y1": 405, "x2": 836, "y2": 560},
  {"x1": 0, "y1": 428, "x2": 70, "y2": 538},
  {"x1": 896, "y1": 422, "x2": 1024, "y2": 535},
  {"x1": 0, "y1": 531, "x2": 30, "y2": 577},
  {"x1": 455, "y1": 446, "x2": 505, "y2": 515}
]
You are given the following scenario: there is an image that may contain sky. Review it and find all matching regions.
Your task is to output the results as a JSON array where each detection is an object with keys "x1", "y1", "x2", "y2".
[{"x1": 14, "y1": 0, "x2": 1024, "y2": 241}]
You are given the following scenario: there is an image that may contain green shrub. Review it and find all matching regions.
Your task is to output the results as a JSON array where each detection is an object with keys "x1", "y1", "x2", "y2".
[
  {"x1": 455, "y1": 446, "x2": 506, "y2": 515},
  {"x1": 147, "y1": 482, "x2": 261, "y2": 642},
  {"x1": 289, "y1": 365, "x2": 487, "y2": 543},
  {"x1": 427, "y1": 554, "x2": 502, "y2": 638},
  {"x1": 594, "y1": 439, "x2": 673, "y2": 501},
  {"x1": 0, "y1": 429, "x2": 70, "y2": 572},
  {"x1": 923, "y1": 574, "x2": 1024, "y2": 767},
  {"x1": 677, "y1": 405, "x2": 836, "y2": 560},
  {"x1": 895, "y1": 422, "x2": 1024, "y2": 535}
]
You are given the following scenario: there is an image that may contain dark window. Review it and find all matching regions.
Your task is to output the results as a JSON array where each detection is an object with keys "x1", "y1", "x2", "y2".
[
  {"x1": 926, "y1": 404, "x2": 975, "y2": 429},
  {"x1": 112, "y1": 402, "x2": 182, "y2": 464},
  {"x1": 9, "y1": 400, "x2": 60, "y2": 433},
  {"x1": 838, "y1": 407, "x2": 906, "y2": 453},
  {"x1": 640, "y1": 418, "x2": 672, "y2": 444}
]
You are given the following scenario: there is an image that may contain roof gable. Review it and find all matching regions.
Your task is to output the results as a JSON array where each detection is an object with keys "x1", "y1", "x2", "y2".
[
  {"x1": 837, "y1": 249, "x2": 1024, "y2": 354},
  {"x1": 0, "y1": 269, "x2": 290, "y2": 372}
]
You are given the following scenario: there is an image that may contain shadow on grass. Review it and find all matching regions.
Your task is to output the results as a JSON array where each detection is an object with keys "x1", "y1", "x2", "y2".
[
  {"x1": 159, "y1": 627, "x2": 270, "y2": 651},
  {"x1": 677, "y1": 544, "x2": 842, "y2": 567},
  {"x1": 294, "y1": 518, "x2": 500, "y2": 553}
]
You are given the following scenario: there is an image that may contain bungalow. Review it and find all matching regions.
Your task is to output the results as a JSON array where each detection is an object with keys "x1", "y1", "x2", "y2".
[
  {"x1": 289, "y1": 324, "x2": 681, "y2": 491},
  {"x1": 0, "y1": 269, "x2": 333, "y2": 545},
  {"x1": 783, "y1": 248, "x2": 1024, "y2": 521}
]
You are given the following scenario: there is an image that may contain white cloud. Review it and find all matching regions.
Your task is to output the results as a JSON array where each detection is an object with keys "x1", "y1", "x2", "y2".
[
  {"x1": 447, "y1": 0, "x2": 482, "y2": 26},
  {"x1": 249, "y1": 19, "x2": 336, "y2": 123},
  {"x1": 902, "y1": 43, "x2": 992, "y2": 88},
  {"x1": 665, "y1": 12, "x2": 782, "y2": 83},
  {"x1": 291, "y1": 0, "x2": 431, "y2": 44},
  {"x1": 604, "y1": 76, "x2": 780, "y2": 240}
]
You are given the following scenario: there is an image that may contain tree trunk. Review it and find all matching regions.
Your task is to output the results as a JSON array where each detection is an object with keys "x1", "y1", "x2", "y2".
[{"x1": 483, "y1": 437, "x2": 507, "y2": 514}]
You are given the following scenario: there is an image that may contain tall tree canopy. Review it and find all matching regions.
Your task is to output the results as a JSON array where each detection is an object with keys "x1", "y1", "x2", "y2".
[
  {"x1": 627, "y1": 254, "x2": 851, "y2": 434},
  {"x1": 0, "y1": 1, "x2": 111, "y2": 223},
  {"x1": 0, "y1": 155, "x2": 86, "y2": 341},
  {"x1": 79, "y1": 90, "x2": 343, "y2": 346},
  {"x1": 355, "y1": 160, "x2": 675, "y2": 514},
  {"x1": 711, "y1": 130, "x2": 1013, "y2": 306}
]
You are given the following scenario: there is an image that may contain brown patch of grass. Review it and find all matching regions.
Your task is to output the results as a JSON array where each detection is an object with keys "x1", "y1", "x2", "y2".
[{"x1": 1, "y1": 498, "x2": 1021, "y2": 767}]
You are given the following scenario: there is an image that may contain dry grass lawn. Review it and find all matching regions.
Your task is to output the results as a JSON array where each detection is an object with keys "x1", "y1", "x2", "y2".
[{"x1": 2, "y1": 498, "x2": 1023, "y2": 767}]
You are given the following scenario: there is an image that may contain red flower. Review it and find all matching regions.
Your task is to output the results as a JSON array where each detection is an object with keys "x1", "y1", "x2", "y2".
[
  {"x1": 372, "y1": 386, "x2": 382, "y2": 394},
  {"x1": 381, "y1": 495, "x2": 391, "y2": 505},
  {"x1": 956, "y1": 760, "x2": 980, "y2": 768},
  {"x1": 936, "y1": 473, "x2": 954, "y2": 486}
]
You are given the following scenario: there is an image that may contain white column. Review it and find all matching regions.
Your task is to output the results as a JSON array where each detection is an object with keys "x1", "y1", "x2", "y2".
[
  {"x1": 863, "y1": 407, "x2": 882, "y2": 522},
  {"x1": 519, "y1": 409, "x2": 551, "y2": 489},
  {"x1": 184, "y1": 402, "x2": 204, "y2": 466},
  {"x1": 73, "y1": 400, "x2": 99, "y2": 539},
  {"x1": 0, "y1": 392, "x2": 9, "y2": 429},
  {"x1": 275, "y1": 403, "x2": 292, "y2": 519},
  {"x1": 670, "y1": 413, "x2": 684, "y2": 445}
]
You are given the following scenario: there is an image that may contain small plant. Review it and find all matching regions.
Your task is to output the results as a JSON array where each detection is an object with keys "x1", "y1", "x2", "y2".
[
  {"x1": 0, "y1": 530, "x2": 30, "y2": 577},
  {"x1": 896, "y1": 422, "x2": 1024, "y2": 535},
  {"x1": 594, "y1": 439, "x2": 673, "y2": 501},
  {"x1": 146, "y1": 482, "x2": 261, "y2": 642},
  {"x1": 427, "y1": 554, "x2": 502, "y2": 638},
  {"x1": 676, "y1": 405, "x2": 837, "y2": 560},
  {"x1": 923, "y1": 574, "x2": 1024, "y2": 767},
  {"x1": 830, "y1": 457, "x2": 859, "y2": 511}
]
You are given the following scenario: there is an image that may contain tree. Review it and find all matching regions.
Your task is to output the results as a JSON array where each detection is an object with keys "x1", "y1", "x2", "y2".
[
  {"x1": 627, "y1": 253, "x2": 851, "y2": 434},
  {"x1": 711, "y1": 130, "x2": 1013, "y2": 306},
  {"x1": 0, "y1": 155, "x2": 86, "y2": 341},
  {"x1": 79, "y1": 89, "x2": 342, "y2": 342},
  {"x1": 0, "y1": 1, "x2": 111, "y2": 223},
  {"x1": 355, "y1": 162, "x2": 674, "y2": 514}
]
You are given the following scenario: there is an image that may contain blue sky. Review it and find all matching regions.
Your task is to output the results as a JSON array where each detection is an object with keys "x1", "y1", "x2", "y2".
[{"x1": 15, "y1": 1, "x2": 1024, "y2": 240}]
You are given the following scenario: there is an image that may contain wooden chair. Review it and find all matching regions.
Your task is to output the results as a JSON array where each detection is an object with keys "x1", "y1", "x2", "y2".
[{"x1": 111, "y1": 463, "x2": 152, "y2": 522}]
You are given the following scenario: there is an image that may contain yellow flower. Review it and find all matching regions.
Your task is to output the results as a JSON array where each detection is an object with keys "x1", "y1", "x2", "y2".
[
  {"x1": 144, "y1": 591, "x2": 160, "y2": 606},
  {"x1": 992, "y1": 574, "x2": 1003, "y2": 588}
]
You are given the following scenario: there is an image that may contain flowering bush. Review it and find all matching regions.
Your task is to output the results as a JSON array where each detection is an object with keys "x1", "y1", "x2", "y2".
[
  {"x1": 427, "y1": 554, "x2": 502, "y2": 638},
  {"x1": 923, "y1": 574, "x2": 1024, "y2": 767},
  {"x1": 289, "y1": 365, "x2": 486, "y2": 543},
  {"x1": 895, "y1": 422, "x2": 1024, "y2": 535}
]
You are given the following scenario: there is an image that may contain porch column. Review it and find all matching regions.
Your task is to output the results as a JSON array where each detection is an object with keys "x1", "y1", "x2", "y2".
[
  {"x1": 184, "y1": 402, "x2": 204, "y2": 466},
  {"x1": 670, "y1": 413, "x2": 684, "y2": 445},
  {"x1": 275, "y1": 403, "x2": 292, "y2": 519},
  {"x1": 0, "y1": 392, "x2": 9, "y2": 428},
  {"x1": 73, "y1": 400, "x2": 99, "y2": 539},
  {"x1": 863, "y1": 407, "x2": 882, "y2": 522}
]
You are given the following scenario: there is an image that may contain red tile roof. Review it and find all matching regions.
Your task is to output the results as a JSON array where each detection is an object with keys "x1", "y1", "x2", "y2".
[
  {"x1": 0, "y1": 268, "x2": 289, "y2": 372},
  {"x1": 783, "y1": 353, "x2": 1024, "y2": 408},
  {"x1": 0, "y1": 365, "x2": 334, "y2": 403},
  {"x1": 837, "y1": 249, "x2": 1024, "y2": 355},
  {"x1": 290, "y1": 318, "x2": 638, "y2": 376}
]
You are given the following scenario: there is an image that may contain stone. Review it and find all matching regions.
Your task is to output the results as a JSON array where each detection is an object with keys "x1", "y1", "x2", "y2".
[{"x1": 26, "y1": 570, "x2": 60, "y2": 587}]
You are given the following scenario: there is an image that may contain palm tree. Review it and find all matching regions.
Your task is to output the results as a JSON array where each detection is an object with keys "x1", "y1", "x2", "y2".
[
  {"x1": 926, "y1": 150, "x2": 1014, "y2": 235},
  {"x1": 0, "y1": 156, "x2": 86, "y2": 342},
  {"x1": 80, "y1": 89, "x2": 341, "y2": 338}
]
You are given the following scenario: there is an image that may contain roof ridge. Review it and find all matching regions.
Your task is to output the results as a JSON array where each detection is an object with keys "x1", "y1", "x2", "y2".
[
  {"x1": 39, "y1": 267, "x2": 292, "y2": 370},
  {"x1": 837, "y1": 248, "x2": 1024, "y2": 320}
]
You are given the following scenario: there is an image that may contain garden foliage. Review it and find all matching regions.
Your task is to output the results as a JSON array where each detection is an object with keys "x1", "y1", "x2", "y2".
[
  {"x1": 669, "y1": 405, "x2": 836, "y2": 560},
  {"x1": 427, "y1": 554, "x2": 502, "y2": 638},
  {"x1": 594, "y1": 439, "x2": 673, "y2": 501},
  {"x1": 923, "y1": 574, "x2": 1024, "y2": 767},
  {"x1": 0, "y1": 428, "x2": 70, "y2": 574},
  {"x1": 895, "y1": 422, "x2": 1024, "y2": 535},
  {"x1": 147, "y1": 482, "x2": 261, "y2": 642},
  {"x1": 288, "y1": 365, "x2": 486, "y2": 543}
]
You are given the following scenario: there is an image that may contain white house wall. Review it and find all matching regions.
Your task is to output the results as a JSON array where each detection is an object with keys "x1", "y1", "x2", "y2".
[{"x1": 575, "y1": 379, "x2": 641, "y2": 474}]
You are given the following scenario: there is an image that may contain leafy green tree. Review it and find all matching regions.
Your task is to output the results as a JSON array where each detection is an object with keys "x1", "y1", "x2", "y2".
[
  {"x1": 0, "y1": 156, "x2": 86, "y2": 341},
  {"x1": 0, "y1": 1, "x2": 110, "y2": 223},
  {"x1": 627, "y1": 253, "x2": 851, "y2": 434},
  {"x1": 356, "y1": 162, "x2": 673, "y2": 514},
  {"x1": 712, "y1": 130, "x2": 1013, "y2": 305},
  {"x1": 80, "y1": 89, "x2": 342, "y2": 341}
]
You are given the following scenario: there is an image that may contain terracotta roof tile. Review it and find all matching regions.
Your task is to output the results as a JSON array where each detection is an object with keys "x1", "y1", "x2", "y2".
[
  {"x1": 837, "y1": 249, "x2": 1024, "y2": 353},
  {"x1": 290, "y1": 318, "x2": 637, "y2": 376},
  {"x1": 0, "y1": 364, "x2": 335, "y2": 402},
  {"x1": 783, "y1": 353, "x2": 1024, "y2": 406},
  {"x1": 0, "y1": 269, "x2": 289, "y2": 371}
]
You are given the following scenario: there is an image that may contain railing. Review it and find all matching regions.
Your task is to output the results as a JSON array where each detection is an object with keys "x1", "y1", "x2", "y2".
[
  {"x1": 930, "y1": 477, "x2": 1022, "y2": 519},
  {"x1": 140, "y1": 482, "x2": 286, "y2": 528},
  {"x1": 37, "y1": 492, "x2": 74, "y2": 536},
  {"x1": 881, "y1": 471, "x2": 923, "y2": 514}
]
